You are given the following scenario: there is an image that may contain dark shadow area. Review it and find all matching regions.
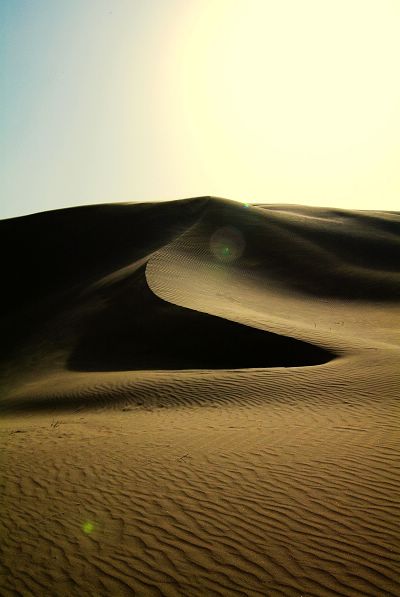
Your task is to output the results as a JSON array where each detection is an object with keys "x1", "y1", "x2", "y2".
[
  {"x1": 68, "y1": 265, "x2": 335, "y2": 371},
  {"x1": 0, "y1": 198, "x2": 206, "y2": 362},
  {"x1": 0, "y1": 198, "x2": 207, "y2": 313}
]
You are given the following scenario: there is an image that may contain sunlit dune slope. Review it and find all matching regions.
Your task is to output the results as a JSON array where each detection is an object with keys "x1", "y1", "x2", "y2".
[{"x1": 147, "y1": 197, "x2": 400, "y2": 302}]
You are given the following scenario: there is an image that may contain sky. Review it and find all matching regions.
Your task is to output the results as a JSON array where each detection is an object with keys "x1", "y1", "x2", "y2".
[{"x1": 1, "y1": 0, "x2": 400, "y2": 219}]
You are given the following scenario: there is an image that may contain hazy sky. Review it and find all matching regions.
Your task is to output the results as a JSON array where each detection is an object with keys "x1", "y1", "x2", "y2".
[{"x1": 2, "y1": 0, "x2": 400, "y2": 219}]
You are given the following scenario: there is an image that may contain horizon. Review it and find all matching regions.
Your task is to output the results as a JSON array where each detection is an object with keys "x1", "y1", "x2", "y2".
[
  {"x1": 1, "y1": 195, "x2": 399, "y2": 222},
  {"x1": 2, "y1": 0, "x2": 400, "y2": 219}
]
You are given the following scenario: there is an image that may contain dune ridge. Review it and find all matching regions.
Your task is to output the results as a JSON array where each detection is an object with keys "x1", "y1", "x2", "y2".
[{"x1": 1, "y1": 197, "x2": 400, "y2": 596}]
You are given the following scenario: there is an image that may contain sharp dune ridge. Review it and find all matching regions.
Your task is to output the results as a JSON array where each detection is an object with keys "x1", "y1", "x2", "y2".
[{"x1": 1, "y1": 197, "x2": 400, "y2": 596}]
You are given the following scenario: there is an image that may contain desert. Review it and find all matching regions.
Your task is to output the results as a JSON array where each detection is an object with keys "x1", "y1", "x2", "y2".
[{"x1": 1, "y1": 196, "x2": 399, "y2": 596}]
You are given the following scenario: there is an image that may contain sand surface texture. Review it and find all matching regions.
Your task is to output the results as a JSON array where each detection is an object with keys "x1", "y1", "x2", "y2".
[{"x1": 1, "y1": 197, "x2": 400, "y2": 596}]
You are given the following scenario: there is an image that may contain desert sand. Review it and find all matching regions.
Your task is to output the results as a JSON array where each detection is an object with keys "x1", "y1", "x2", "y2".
[{"x1": 1, "y1": 196, "x2": 399, "y2": 596}]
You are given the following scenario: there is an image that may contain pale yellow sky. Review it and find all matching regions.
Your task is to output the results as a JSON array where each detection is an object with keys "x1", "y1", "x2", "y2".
[{"x1": 2, "y1": 0, "x2": 399, "y2": 218}]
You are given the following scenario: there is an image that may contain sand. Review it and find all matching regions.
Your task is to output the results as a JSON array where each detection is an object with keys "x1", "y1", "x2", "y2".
[{"x1": 1, "y1": 197, "x2": 399, "y2": 596}]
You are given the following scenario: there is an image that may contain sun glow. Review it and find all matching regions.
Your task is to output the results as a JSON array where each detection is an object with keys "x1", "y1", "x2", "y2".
[
  {"x1": 2, "y1": 1, "x2": 400, "y2": 217},
  {"x1": 161, "y1": 0, "x2": 400, "y2": 208}
]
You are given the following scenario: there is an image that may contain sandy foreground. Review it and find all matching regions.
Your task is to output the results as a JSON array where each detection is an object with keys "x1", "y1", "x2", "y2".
[{"x1": 1, "y1": 197, "x2": 399, "y2": 596}]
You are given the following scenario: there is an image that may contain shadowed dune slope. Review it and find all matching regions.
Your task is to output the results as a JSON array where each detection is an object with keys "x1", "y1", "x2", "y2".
[
  {"x1": 68, "y1": 265, "x2": 334, "y2": 371},
  {"x1": 0, "y1": 198, "x2": 205, "y2": 366},
  {"x1": 0, "y1": 198, "x2": 207, "y2": 311}
]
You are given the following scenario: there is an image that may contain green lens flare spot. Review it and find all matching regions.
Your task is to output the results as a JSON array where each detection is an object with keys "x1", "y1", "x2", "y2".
[
  {"x1": 243, "y1": 202, "x2": 250, "y2": 208},
  {"x1": 82, "y1": 521, "x2": 94, "y2": 534},
  {"x1": 210, "y1": 226, "x2": 245, "y2": 263}
]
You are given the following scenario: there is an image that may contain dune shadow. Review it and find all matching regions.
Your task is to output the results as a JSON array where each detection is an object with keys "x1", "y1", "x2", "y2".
[{"x1": 67, "y1": 266, "x2": 335, "y2": 372}]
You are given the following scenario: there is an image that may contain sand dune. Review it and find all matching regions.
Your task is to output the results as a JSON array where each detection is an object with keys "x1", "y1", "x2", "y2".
[{"x1": 1, "y1": 197, "x2": 400, "y2": 596}]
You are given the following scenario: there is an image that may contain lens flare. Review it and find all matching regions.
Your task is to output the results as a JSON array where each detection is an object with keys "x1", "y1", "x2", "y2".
[
  {"x1": 210, "y1": 226, "x2": 245, "y2": 263},
  {"x1": 82, "y1": 521, "x2": 94, "y2": 534}
]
